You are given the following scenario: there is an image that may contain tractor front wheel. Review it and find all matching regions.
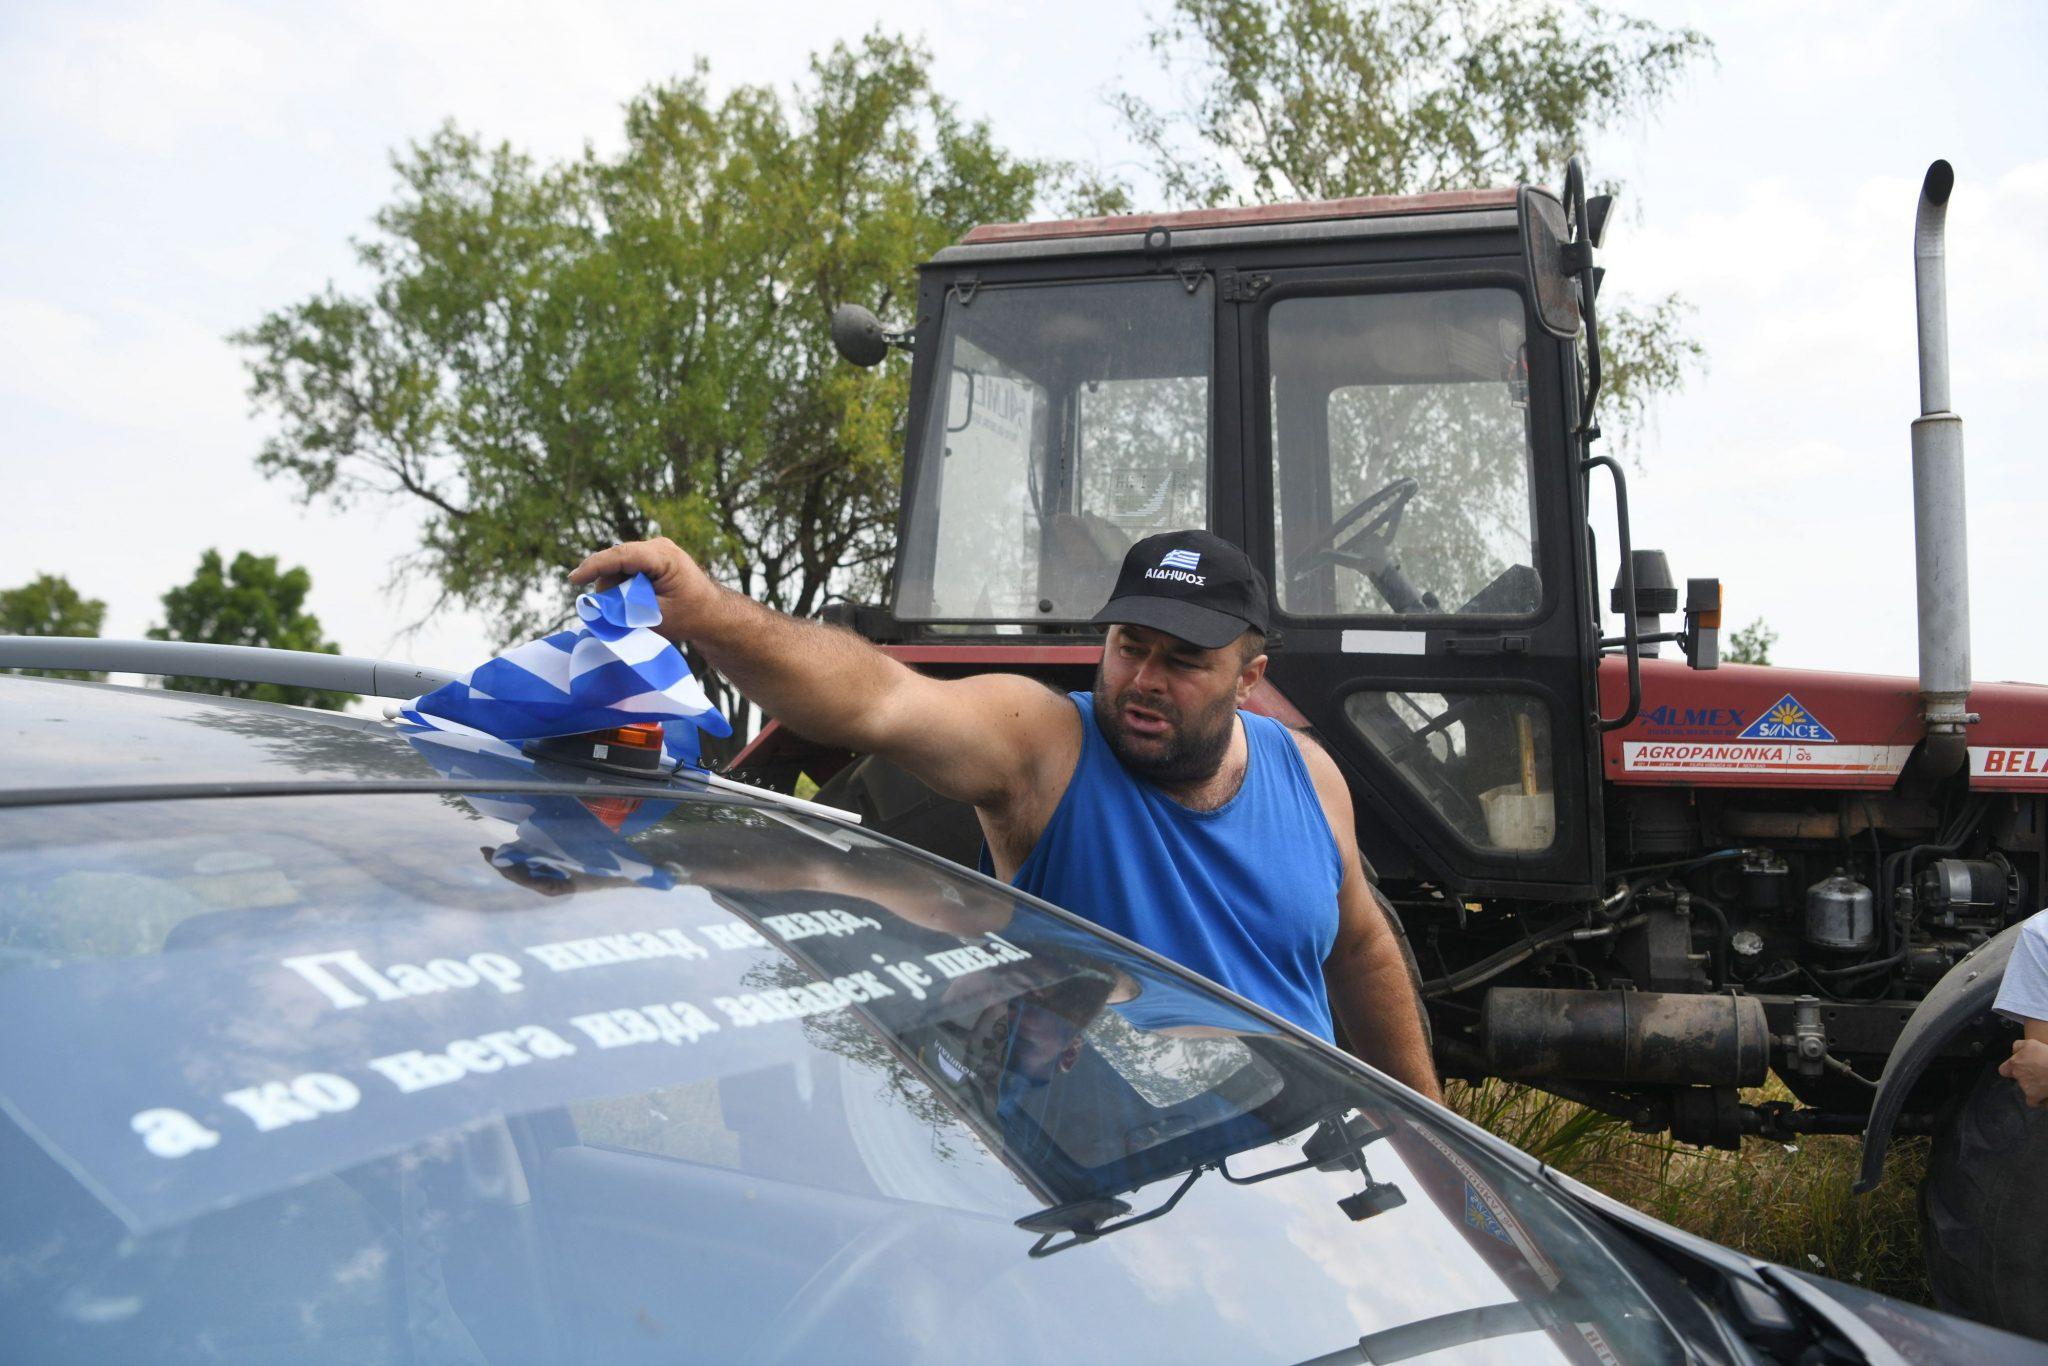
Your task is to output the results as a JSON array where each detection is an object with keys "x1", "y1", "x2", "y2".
[{"x1": 1919, "y1": 1056, "x2": 2048, "y2": 1339}]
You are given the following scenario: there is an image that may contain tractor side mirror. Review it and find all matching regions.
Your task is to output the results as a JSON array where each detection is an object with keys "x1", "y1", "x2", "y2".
[
  {"x1": 1519, "y1": 186, "x2": 1581, "y2": 340},
  {"x1": 830, "y1": 304, "x2": 892, "y2": 368}
]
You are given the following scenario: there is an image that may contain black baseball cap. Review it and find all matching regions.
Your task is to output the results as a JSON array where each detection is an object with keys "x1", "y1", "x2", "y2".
[{"x1": 1090, "y1": 530, "x2": 1271, "y2": 651}]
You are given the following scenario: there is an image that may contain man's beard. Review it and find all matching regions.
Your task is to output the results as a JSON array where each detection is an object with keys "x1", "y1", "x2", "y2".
[{"x1": 1092, "y1": 673, "x2": 1237, "y2": 786}]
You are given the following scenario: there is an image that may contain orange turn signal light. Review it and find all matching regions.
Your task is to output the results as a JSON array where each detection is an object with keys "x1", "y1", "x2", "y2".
[{"x1": 599, "y1": 723, "x2": 665, "y2": 750}]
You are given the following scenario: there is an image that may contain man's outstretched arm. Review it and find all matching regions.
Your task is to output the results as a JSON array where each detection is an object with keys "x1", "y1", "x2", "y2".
[
  {"x1": 1290, "y1": 733, "x2": 1441, "y2": 1102},
  {"x1": 571, "y1": 539, "x2": 1071, "y2": 811}
]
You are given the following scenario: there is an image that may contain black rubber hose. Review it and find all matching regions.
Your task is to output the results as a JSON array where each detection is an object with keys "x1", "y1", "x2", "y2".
[{"x1": 1608, "y1": 847, "x2": 1749, "y2": 879}]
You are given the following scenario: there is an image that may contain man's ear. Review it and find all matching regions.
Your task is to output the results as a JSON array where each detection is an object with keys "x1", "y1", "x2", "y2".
[{"x1": 1234, "y1": 651, "x2": 1268, "y2": 704}]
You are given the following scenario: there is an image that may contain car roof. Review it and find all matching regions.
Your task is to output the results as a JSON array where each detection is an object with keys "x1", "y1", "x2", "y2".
[{"x1": 0, "y1": 675, "x2": 446, "y2": 795}]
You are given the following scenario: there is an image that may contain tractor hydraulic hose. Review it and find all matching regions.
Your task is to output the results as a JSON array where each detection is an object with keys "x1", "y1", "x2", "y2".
[
  {"x1": 1608, "y1": 847, "x2": 1749, "y2": 879},
  {"x1": 1813, "y1": 950, "x2": 1905, "y2": 981},
  {"x1": 1421, "y1": 913, "x2": 1645, "y2": 999}
]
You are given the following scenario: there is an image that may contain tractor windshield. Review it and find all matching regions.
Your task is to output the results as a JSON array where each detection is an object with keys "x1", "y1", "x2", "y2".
[{"x1": 897, "y1": 277, "x2": 1212, "y2": 625}]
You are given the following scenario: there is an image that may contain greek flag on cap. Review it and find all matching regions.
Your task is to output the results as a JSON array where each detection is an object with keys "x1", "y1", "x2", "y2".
[{"x1": 399, "y1": 573, "x2": 731, "y2": 770}]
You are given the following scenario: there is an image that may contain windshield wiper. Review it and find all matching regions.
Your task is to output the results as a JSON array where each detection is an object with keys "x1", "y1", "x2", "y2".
[{"x1": 1289, "y1": 1302, "x2": 1546, "y2": 1366}]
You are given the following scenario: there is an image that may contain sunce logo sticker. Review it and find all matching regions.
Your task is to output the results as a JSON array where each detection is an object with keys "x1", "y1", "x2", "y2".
[{"x1": 1736, "y1": 694, "x2": 1836, "y2": 743}]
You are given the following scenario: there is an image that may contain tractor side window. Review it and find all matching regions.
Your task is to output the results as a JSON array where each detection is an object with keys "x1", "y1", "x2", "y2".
[
  {"x1": 1343, "y1": 689, "x2": 1556, "y2": 852},
  {"x1": 899, "y1": 278, "x2": 1213, "y2": 624},
  {"x1": 1269, "y1": 288, "x2": 1541, "y2": 620}
]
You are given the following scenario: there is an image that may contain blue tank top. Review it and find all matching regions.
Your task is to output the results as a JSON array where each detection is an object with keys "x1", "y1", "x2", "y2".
[{"x1": 994, "y1": 691, "x2": 1343, "y2": 1039}]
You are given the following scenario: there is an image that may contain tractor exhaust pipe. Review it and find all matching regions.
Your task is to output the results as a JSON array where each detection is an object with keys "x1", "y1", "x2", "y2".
[{"x1": 1909, "y1": 160, "x2": 1975, "y2": 772}]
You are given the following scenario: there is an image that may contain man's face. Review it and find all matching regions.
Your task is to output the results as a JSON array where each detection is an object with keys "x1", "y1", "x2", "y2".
[{"x1": 1093, "y1": 624, "x2": 1264, "y2": 785}]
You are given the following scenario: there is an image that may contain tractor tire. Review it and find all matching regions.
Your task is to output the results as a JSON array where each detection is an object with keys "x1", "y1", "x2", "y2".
[{"x1": 1919, "y1": 1057, "x2": 2048, "y2": 1339}]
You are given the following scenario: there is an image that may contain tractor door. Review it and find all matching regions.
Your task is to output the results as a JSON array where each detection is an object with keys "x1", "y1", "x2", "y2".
[{"x1": 1238, "y1": 269, "x2": 1602, "y2": 897}]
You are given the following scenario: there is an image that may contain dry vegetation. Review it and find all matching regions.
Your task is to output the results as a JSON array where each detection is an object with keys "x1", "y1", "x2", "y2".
[{"x1": 1448, "y1": 1077, "x2": 1933, "y2": 1305}]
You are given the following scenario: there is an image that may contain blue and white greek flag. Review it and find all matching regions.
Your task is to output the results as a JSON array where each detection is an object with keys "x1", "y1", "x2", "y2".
[{"x1": 400, "y1": 573, "x2": 731, "y2": 769}]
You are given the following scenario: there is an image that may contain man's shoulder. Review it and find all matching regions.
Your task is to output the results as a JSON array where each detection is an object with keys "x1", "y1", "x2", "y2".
[
  {"x1": 1273, "y1": 720, "x2": 1339, "y2": 780},
  {"x1": 1265, "y1": 721, "x2": 1354, "y2": 852}
]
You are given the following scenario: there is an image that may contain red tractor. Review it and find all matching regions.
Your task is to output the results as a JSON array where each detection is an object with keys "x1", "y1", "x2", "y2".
[{"x1": 734, "y1": 158, "x2": 2047, "y2": 1333}]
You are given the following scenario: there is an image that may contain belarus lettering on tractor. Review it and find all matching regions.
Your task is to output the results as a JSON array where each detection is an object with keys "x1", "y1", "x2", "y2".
[{"x1": 733, "y1": 158, "x2": 2047, "y2": 1330}]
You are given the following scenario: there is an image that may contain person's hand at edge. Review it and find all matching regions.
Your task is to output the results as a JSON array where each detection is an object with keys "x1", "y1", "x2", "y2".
[{"x1": 1998, "y1": 1036, "x2": 2048, "y2": 1107}]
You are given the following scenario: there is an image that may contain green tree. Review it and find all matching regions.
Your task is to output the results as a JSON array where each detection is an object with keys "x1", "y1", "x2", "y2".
[
  {"x1": 0, "y1": 573, "x2": 108, "y2": 680},
  {"x1": 1111, "y1": 0, "x2": 1712, "y2": 449},
  {"x1": 147, "y1": 550, "x2": 349, "y2": 709},
  {"x1": 237, "y1": 34, "x2": 1048, "y2": 672},
  {"x1": 1727, "y1": 617, "x2": 1776, "y2": 666}
]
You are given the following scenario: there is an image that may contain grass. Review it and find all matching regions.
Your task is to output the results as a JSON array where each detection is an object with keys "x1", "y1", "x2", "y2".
[{"x1": 1447, "y1": 1077, "x2": 1934, "y2": 1305}]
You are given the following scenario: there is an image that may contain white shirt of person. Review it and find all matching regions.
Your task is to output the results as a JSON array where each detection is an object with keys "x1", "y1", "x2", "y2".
[{"x1": 1992, "y1": 908, "x2": 2048, "y2": 1024}]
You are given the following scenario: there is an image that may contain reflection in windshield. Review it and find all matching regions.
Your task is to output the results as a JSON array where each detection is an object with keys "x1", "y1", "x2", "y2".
[{"x1": 0, "y1": 793, "x2": 1686, "y2": 1364}]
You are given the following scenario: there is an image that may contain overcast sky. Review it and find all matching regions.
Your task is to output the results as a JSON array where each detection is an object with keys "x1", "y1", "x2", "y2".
[{"x1": 2, "y1": 0, "x2": 2043, "y2": 692}]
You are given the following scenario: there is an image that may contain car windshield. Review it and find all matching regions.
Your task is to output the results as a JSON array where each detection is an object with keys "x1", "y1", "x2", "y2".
[{"x1": 0, "y1": 782, "x2": 1690, "y2": 1364}]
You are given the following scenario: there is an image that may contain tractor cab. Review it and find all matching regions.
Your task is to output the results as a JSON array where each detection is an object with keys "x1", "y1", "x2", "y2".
[
  {"x1": 827, "y1": 177, "x2": 1644, "y2": 900},
  {"x1": 796, "y1": 166, "x2": 2048, "y2": 1323}
]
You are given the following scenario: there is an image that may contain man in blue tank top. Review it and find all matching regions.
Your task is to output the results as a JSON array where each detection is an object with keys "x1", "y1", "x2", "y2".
[{"x1": 572, "y1": 530, "x2": 1440, "y2": 1101}]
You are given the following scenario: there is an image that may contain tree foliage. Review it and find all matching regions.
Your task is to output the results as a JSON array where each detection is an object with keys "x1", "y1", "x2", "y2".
[
  {"x1": 1727, "y1": 617, "x2": 1777, "y2": 666},
  {"x1": 1113, "y1": 0, "x2": 1713, "y2": 449},
  {"x1": 147, "y1": 550, "x2": 350, "y2": 709},
  {"x1": 0, "y1": 573, "x2": 108, "y2": 680},
  {"x1": 238, "y1": 35, "x2": 1048, "y2": 651}
]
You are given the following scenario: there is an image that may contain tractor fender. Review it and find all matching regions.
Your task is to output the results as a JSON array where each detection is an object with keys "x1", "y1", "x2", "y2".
[{"x1": 1854, "y1": 920, "x2": 2024, "y2": 1193}]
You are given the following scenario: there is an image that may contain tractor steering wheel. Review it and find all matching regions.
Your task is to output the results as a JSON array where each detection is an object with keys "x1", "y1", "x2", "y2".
[{"x1": 1285, "y1": 477, "x2": 1435, "y2": 615}]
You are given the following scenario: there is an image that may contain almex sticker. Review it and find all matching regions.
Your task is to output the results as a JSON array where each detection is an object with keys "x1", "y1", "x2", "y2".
[
  {"x1": 1636, "y1": 703, "x2": 1750, "y2": 738},
  {"x1": 1736, "y1": 694, "x2": 1836, "y2": 743}
]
